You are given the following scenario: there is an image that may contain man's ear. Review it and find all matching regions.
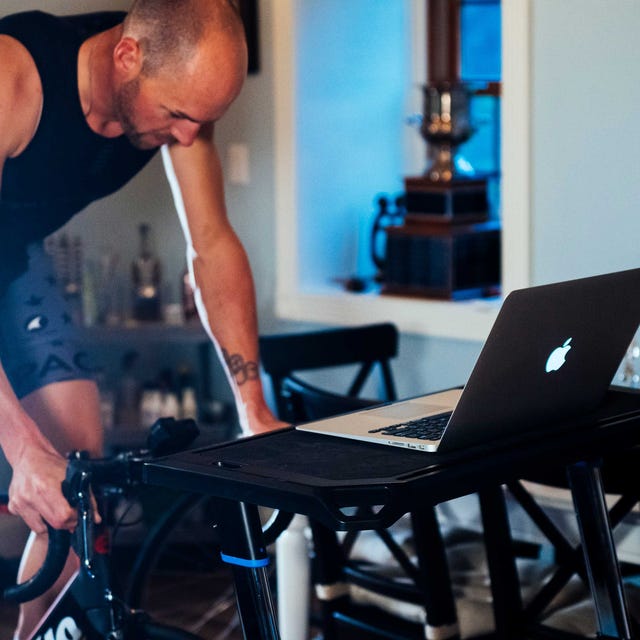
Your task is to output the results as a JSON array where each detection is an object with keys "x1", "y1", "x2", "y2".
[{"x1": 113, "y1": 37, "x2": 143, "y2": 79}]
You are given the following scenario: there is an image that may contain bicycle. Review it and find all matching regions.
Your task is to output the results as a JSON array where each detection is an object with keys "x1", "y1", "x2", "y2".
[{"x1": 1, "y1": 417, "x2": 293, "y2": 640}]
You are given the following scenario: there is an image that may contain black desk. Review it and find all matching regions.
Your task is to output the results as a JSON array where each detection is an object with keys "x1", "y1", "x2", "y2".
[{"x1": 142, "y1": 388, "x2": 640, "y2": 639}]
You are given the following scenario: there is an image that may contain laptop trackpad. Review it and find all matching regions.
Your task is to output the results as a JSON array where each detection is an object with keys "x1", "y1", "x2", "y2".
[{"x1": 368, "y1": 402, "x2": 448, "y2": 420}]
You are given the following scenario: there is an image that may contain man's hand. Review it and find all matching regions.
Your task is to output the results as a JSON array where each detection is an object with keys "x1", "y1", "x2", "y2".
[{"x1": 8, "y1": 441, "x2": 78, "y2": 534}]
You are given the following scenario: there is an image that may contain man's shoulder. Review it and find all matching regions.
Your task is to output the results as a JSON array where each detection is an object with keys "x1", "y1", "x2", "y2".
[
  {"x1": 0, "y1": 34, "x2": 42, "y2": 159},
  {"x1": 0, "y1": 12, "x2": 49, "y2": 94}
]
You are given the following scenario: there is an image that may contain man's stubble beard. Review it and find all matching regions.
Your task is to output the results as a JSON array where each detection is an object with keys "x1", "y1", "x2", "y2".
[
  {"x1": 114, "y1": 78, "x2": 173, "y2": 150},
  {"x1": 114, "y1": 78, "x2": 144, "y2": 148}
]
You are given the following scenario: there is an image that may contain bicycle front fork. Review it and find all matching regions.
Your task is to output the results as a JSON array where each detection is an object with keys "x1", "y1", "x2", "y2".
[{"x1": 213, "y1": 498, "x2": 281, "y2": 640}]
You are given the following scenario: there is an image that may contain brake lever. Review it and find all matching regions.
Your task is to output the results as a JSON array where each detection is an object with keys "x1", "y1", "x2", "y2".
[{"x1": 62, "y1": 451, "x2": 95, "y2": 577}]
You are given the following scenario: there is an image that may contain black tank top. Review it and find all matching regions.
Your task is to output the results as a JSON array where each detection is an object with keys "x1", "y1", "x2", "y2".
[{"x1": 0, "y1": 11, "x2": 157, "y2": 294}]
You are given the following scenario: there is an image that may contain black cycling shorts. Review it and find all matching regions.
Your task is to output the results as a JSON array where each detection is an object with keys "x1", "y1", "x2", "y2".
[{"x1": 0, "y1": 243, "x2": 97, "y2": 399}]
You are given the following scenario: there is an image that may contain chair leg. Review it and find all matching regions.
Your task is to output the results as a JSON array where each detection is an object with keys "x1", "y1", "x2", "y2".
[
  {"x1": 507, "y1": 480, "x2": 640, "y2": 628},
  {"x1": 479, "y1": 486, "x2": 525, "y2": 639},
  {"x1": 311, "y1": 514, "x2": 459, "y2": 640},
  {"x1": 411, "y1": 507, "x2": 460, "y2": 640},
  {"x1": 309, "y1": 520, "x2": 350, "y2": 640}
]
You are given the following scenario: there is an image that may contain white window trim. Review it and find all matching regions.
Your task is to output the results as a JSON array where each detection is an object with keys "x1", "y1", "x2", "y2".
[{"x1": 272, "y1": 0, "x2": 531, "y2": 342}]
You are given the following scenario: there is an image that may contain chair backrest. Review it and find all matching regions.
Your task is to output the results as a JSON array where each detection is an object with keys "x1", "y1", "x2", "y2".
[
  {"x1": 280, "y1": 376, "x2": 377, "y2": 423},
  {"x1": 261, "y1": 324, "x2": 466, "y2": 639},
  {"x1": 259, "y1": 323, "x2": 398, "y2": 423}
]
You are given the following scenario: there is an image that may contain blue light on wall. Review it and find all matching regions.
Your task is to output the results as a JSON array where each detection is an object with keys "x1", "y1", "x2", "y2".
[
  {"x1": 460, "y1": 1, "x2": 501, "y2": 82},
  {"x1": 294, "y1": 1, "x2": 502, "y2": 286},
  {"x1": 459, "y1": 1, "x2": 502, "y2": 216},
  {"x1": 295, "y1": 1, "x2": 411, "y2": 285}
]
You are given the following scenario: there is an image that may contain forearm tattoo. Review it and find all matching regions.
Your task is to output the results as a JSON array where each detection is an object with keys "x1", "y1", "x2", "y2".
[{"x1": 222, "y1": 348, "x2": 259, "y2": 386}]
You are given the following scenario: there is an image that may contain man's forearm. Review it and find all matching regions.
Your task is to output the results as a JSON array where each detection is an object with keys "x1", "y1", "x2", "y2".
[
  {"x1": 189, "y1": 230, "x2": 272, "y2": 429},
  {"x1": 163, "y1": 139, "x2": 284, "y2": 433}
]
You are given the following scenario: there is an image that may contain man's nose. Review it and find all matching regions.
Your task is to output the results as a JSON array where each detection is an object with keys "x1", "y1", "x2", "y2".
[{"x1": 171, "y1": 120, "x2": 201, "y2": 146}]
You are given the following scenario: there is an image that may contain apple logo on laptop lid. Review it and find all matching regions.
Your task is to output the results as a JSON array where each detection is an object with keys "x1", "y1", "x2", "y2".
[{"x1": 545, "y1": 338, "x2": 572, "y2": 373}]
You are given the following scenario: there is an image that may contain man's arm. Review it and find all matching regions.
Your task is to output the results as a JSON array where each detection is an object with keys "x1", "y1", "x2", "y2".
[
  {"x1": 0, "y1": 367, "x2": 77, "y2": 532},
  {"x1": 164, "y1": 124, "x2": 285, "y2": 434},
  {"x1": 0, "y1": 36, "x2": 78, "y2": 532}
]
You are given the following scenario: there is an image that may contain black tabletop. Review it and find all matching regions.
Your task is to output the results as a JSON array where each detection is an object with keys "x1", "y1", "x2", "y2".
[{"x1": 142, "y1": 387, "x2": 640, "y2": 530}]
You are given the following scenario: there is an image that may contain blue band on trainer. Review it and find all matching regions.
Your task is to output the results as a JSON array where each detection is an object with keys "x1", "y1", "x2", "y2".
[{"x1": 220, "y1": 553, "x2": 270, "y2": 568}]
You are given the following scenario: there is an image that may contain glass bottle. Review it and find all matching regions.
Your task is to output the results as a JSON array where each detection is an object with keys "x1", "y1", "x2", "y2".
[
  {"x1": 132, "y1": 223, "x2": 162, "y2": 322},
  {"x1": 181, "y1": 267, "x2": 198, "y2": 322}
]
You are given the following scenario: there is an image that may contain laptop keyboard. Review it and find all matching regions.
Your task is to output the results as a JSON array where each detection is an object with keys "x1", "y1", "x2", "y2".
[{"x1": 368, "y1": 412, "x2": 452, "y2": 441}]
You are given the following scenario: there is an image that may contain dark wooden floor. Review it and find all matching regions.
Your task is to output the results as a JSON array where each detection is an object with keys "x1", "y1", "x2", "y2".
[
  {"x1": 0, "y1": 561, "x2": 246, "y2": 640},
  {"x1": 2, "y1": 529, "x2": 637, "y2": 639},
  {"x1": 0, "y1": 599, "x2": 17, "y2": 639},
  {"x1": 135, "y1": 564, "x2": 244, "y2": 638}
]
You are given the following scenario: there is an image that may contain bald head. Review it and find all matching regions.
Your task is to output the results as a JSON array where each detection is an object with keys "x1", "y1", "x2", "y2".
[
  {"x1": 111, "y1": 0, "x2": 247, "y2": 148},
  {"x1": 123, "y1": 0, "x2": 246, "y2": 77}
]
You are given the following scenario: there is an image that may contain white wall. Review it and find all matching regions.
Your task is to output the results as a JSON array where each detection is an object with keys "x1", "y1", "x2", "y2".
[
  {"x1": 0, "y1": 1, "x2": 281, "y2": 406},
  {"x1": 530, "y1": 0, "x2": 640, "y2": 284},
  {"x1": 273, "y1": 0, "x2": 640, "y2": 400},
  {"x1": 4, "y1": 1, "x2": 638, "y2": 403},
  {"x1": 1, "y1": 0, "x2": 278, "y2": 320}
]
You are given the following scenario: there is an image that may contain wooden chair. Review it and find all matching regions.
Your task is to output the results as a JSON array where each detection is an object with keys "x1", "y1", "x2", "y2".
[
  {"x1": 499, "y1": 449, "x2": 640, "y2": 638},
  {"x1": 260, "y1": 323, "x2": 460, "y2": 640},
  {"x1": 475, "y1": 386, "x2": 640, "y2": 637}
]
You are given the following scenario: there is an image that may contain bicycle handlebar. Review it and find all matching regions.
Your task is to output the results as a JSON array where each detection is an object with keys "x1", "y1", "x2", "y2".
[
  {"x1": 3, "y1": 525, "x2": 71, "y2": 603},
  {"x1": 1, "y1": 450, "x2": 134, "y2": 604},
  {"x1": 2, "y1": 417, "x2": 294, "y2": 605},
  {"x1": 2, "y1": 417, "x2": 199, "y2": 604}
]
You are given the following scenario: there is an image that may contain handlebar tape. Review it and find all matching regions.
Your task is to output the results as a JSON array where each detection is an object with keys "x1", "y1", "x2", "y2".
[{"x1": 3, "y1": 524, "x2": 71, "y2": 603}]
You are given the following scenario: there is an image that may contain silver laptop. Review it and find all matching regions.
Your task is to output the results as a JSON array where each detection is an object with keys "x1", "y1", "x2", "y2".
[{"x1": 296, "y1": 269, "x2": 640, "y2": 453}]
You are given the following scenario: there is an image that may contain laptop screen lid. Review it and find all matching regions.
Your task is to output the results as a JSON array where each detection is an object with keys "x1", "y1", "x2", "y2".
[
  {"x1": 437, "y1": 268, "x2": 640, "y2": 452},
  {"x1": 295, "y1": 268, "x2": 640, "y2": 453}
]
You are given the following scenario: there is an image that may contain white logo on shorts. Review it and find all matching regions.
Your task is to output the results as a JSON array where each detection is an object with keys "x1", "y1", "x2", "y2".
[{"x1": 25, "y1": 315, "x2": 48, "y2": 332}]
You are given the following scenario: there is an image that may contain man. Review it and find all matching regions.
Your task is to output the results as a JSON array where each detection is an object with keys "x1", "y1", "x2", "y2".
[{"x1": 0, "y1": 0, "x2": 284, "y2": 636}]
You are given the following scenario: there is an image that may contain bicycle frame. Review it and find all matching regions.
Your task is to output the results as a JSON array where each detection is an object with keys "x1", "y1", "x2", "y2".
[
  {"x1": 26, "y1": 450, "x2": 132, "y2": 640},
  {"x1": 27, "y1": 533, "x2": 125, "y2": 640},
  {"x1": 11, "y1": 442, "x2": 201, "y2": 640}
]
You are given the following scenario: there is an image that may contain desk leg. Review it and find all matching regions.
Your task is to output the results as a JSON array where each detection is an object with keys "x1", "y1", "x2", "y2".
[
  {"x1": 478, "y1": 486, "x2": 524, "y2": 639},
  {"x1": 214, "y1": 498, "x2": 281, "y2": 640},
  {"x1": 411, "y1": 507, "x2": 460, "y2": 640},
  {"x1": 567, "y1": 460, "x2": 632, "y2": 640}
]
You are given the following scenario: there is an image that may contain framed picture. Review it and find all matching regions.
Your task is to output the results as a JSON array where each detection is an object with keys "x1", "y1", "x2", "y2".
[{"x1": 237, "y1": 0, "x2": 260, "y2": 74}]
